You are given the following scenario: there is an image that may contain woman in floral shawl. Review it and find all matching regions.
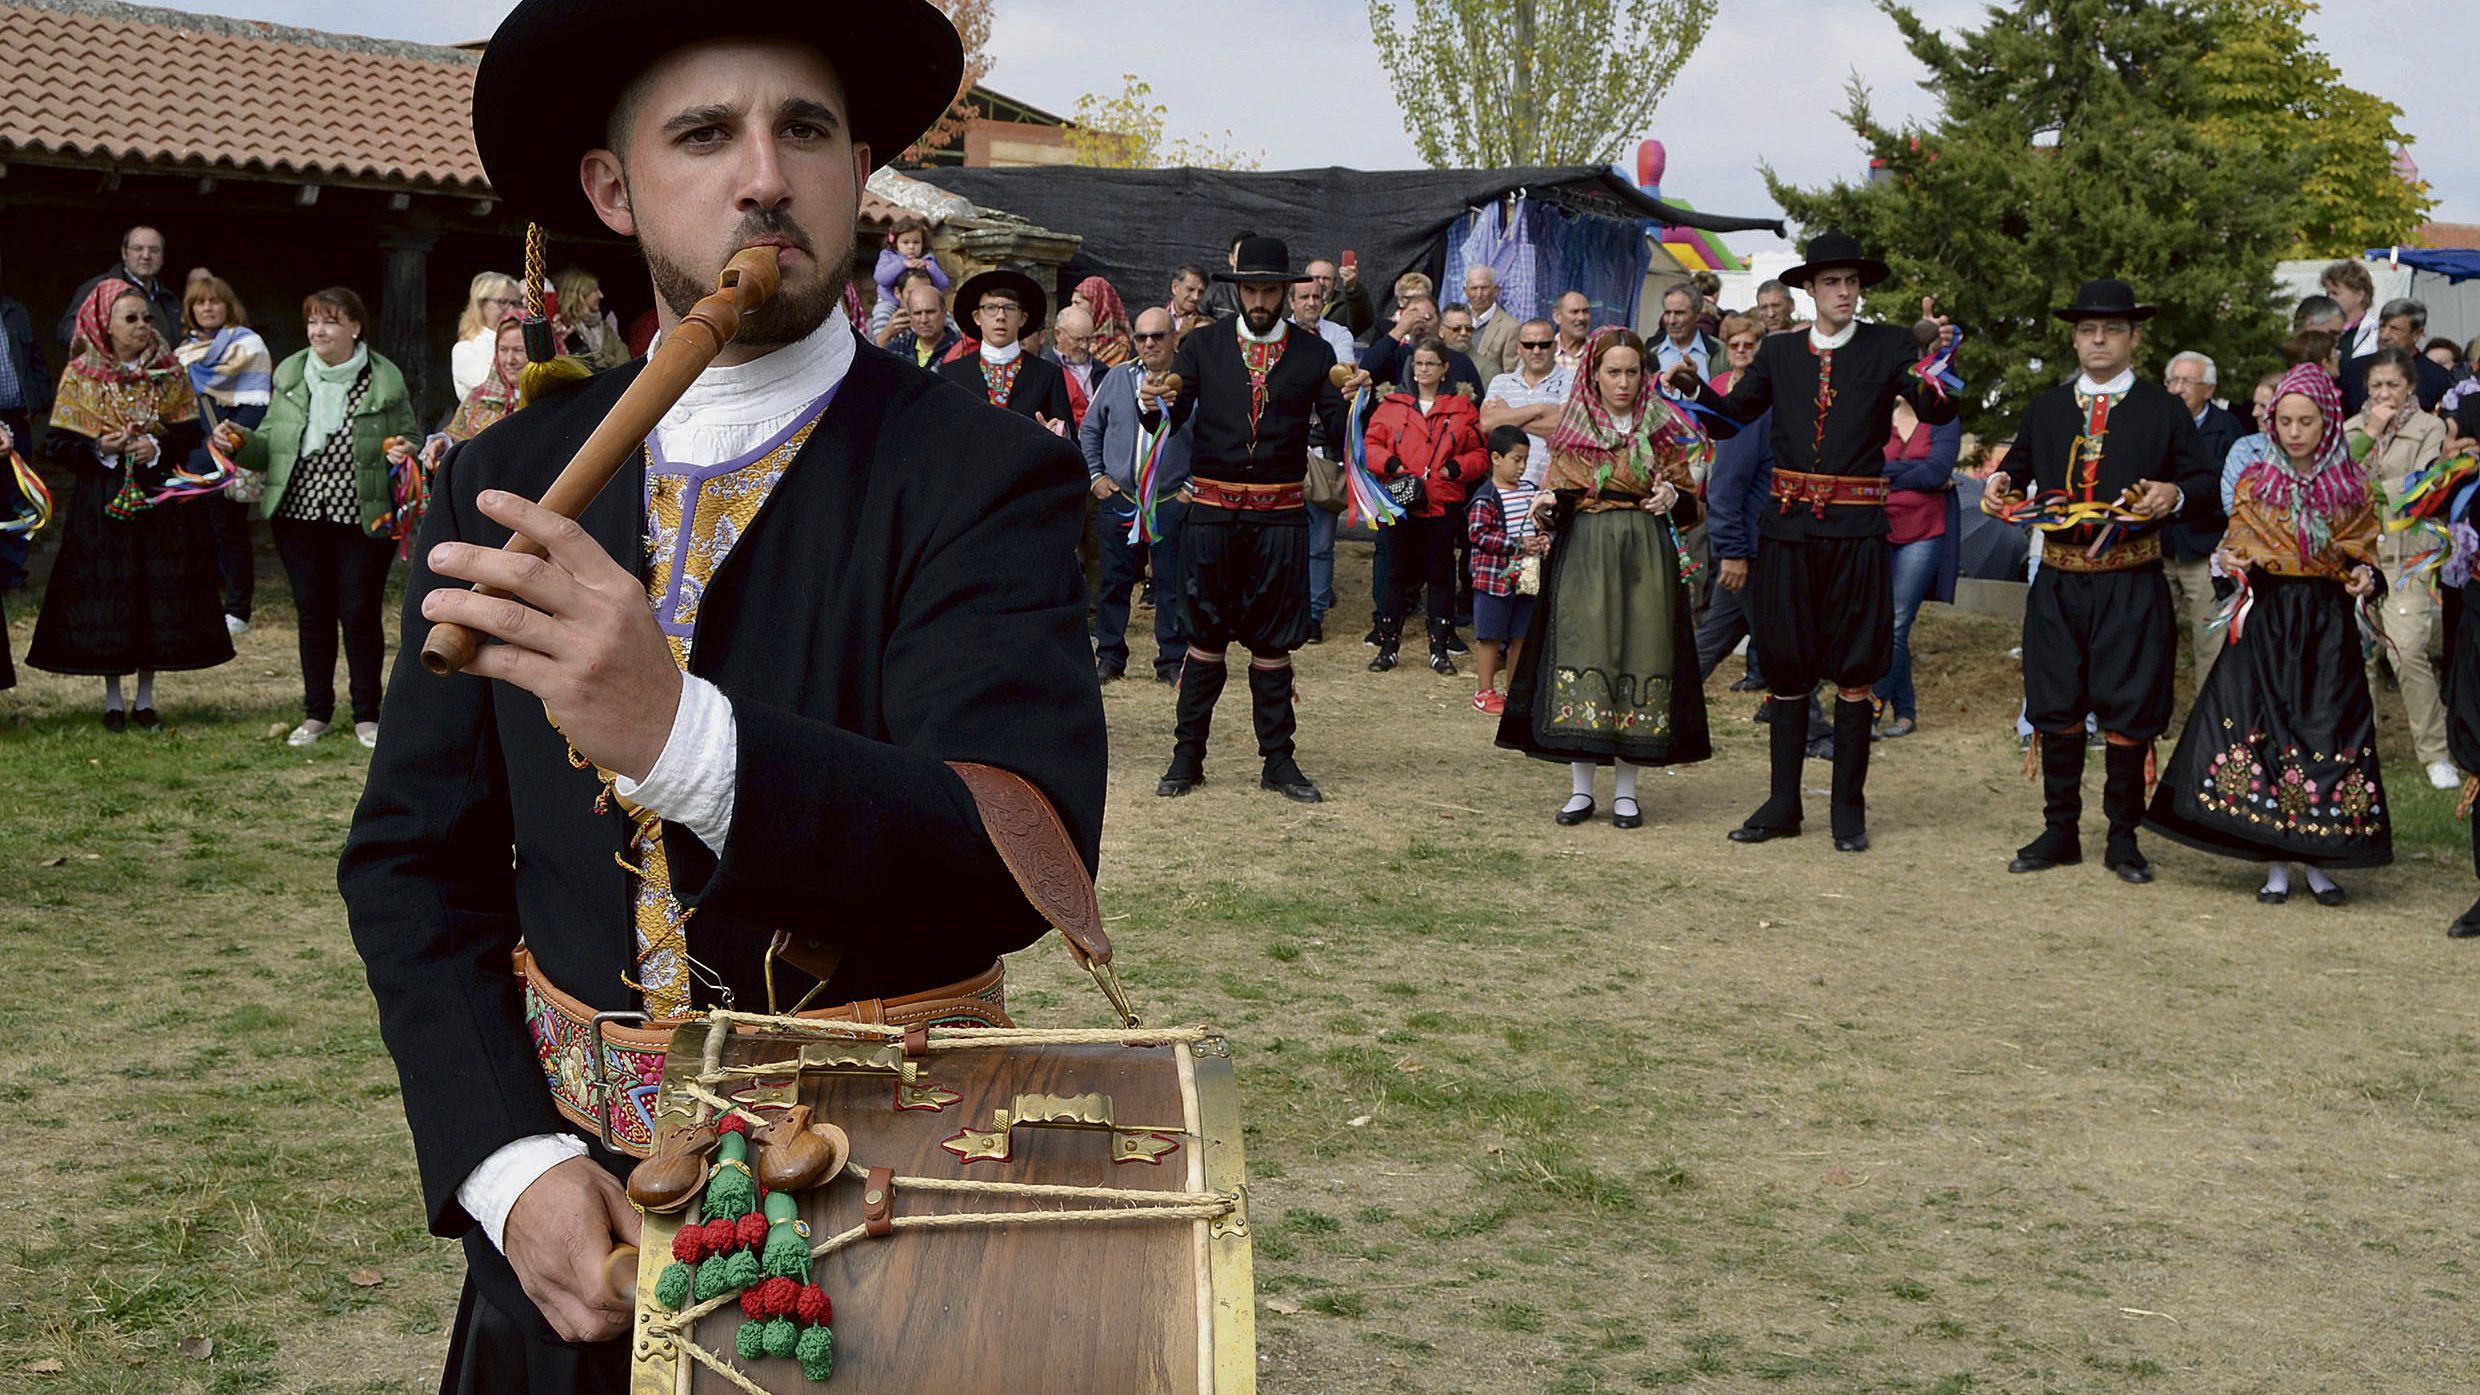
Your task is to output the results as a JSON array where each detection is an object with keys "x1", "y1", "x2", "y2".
[
  {"x1": 27, "y1": 278, "x2": 231, "y2": 726},
  {"x1": 2147, "y1": 362, "x2": 2390, "y2": 900},
  {"x1": 443, "y1": 318, "x2": 527, "y2": 443},
  {"x1": 1071, "y1": 275, "x2": 1133, "y2": 368},
  {"x1": 1495, "y1": 327, "x2": 1712, "y2": 828}
]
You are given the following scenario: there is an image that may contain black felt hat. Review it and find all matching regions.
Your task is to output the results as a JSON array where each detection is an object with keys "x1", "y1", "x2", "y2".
[
  {"x1": 473, "y1": 0, "x2": 965, "y2": 237},
  {"x1": 2053, "y1": 278, "x2": 2158, "y2": 323},
  {"x1": 1213, "y1": 236, "x2": 1314, "y2": 285},
  {"x1": 1780, "y1": 230, "x2": 1892, "y2": 290},
  {"x1": 954, "y1": 268, "x2": 1048, "y2": 328}
]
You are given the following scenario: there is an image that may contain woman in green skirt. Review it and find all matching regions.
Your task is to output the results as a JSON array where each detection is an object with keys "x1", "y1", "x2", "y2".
[{"x1": 1496, "y1": 327, "x2": 1713, "y2": 827}]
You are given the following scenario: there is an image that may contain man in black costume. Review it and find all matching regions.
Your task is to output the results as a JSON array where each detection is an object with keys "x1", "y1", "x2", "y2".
[
  {"x1": 1146, "y1": 236, "x2": 1363, "y2": 803},
  {"x1": 336, "y1": 5, "x2": 1105, "y2": 1388},
  {"x1": 1670, "y1": 231, "x2": 1956, "y2": 852},
  {"x1": 936, "y1": 267, "x2": 1074, "y2": 429},
  {"x1": 1984, "y1": 279, "x2": 2218, "y2": 884}
]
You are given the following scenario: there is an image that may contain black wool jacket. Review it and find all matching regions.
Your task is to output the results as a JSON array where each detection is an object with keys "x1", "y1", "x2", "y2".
[{"x1": 936, "y1": 348, "x2": 1076, "y2": 424}]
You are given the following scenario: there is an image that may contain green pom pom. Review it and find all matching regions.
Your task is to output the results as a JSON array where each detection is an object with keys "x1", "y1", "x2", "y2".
[
  {"x1": 722, "y1": 1248, "x2": 760, "y2": 1292},
  {"x1": 762, "y1": 1222, "x2": 811, "y2": 1280},
  {"x1": 795, "y1": 1324, "x2": 834, "y2": 1381},
  {"x1": 762, "y1": 1315, "x2": 798, "y2": 1357},
  {"x1": 693, "y1": 1254, "x2": 730, "y2": 1303},
  {"x1": 701, "y1": 1159, "x2": 756, "y2": 1221},
  {"x1": 654, "y1": 1261, "x2": 693, "y2": 1311},
  {"x1": 736, "y1": 1319, "x2": 766, "y2": 1361}
]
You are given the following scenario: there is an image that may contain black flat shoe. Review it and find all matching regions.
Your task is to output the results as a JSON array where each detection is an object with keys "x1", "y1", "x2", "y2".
[
  {"x1": 1096, "y1": 661, "x2": 1125, "y2": 683},
  {"x1": 2007, "y1": 851, "x2": 2081, "y2": 874},
  {"x1": 1156, "y1": 774, "x2": 1202, "y2": 798},
  {"x1": 2450, "y1": 913, "x2": 2480, "y2": 939},
  {"x1": 1833, "y1": 832, "x2": 1871, "y2": 854},
  {"x1": 1262, "y1": 774, "x2": 1323, "y2": 803},
  {"x1": 1729, "y1": 676, "x2": 1763, "y2": 692},
  {"x1": 131, "y1": 708, "x2": 162, "y2": 731},
  {"x1": 1728, "y1": 823, "x2": 1798, "y2": 843},
  {"x1": 2311, "y1": 885, "x2": 2347, "y2": 907},
  {"x1": 2257, "y1": 887, "x2": 2289, "y2": 905},
  {"x1": 2109, "y1": 860, "x2": 2154, "y2": 885},
  {"x1": 1555, "y1": 798, "x2": 1596, "y2": 827},
  {"x1": 1612, "y1": 798, "x2": 1643, "y2": 830},
  {"x1": 102, "y1": 709, "x2": 127, "y2": 733},
  {"x1": 1306, "y1": 621, "x2": 1325, "y2": 645},
  {"x1": 1154, "y1": 668, "x2": 1179, "y2": 685}
]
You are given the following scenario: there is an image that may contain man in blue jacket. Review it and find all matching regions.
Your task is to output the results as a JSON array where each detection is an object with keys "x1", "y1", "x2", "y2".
[{"x1": 1080, "y1": 306, "x2": 1192, "y2": 682}]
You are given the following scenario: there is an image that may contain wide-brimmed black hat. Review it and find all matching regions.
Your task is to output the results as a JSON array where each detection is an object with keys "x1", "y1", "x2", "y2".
[
  {"x1": 954, "y1": 268, "x2": 1047, "y2": 328},
  {"x1": 1213, "y1": 236, "x2": 1313, "y2": 285},
  {"x1": 474, "y1": 0, "x2": 964, "y2": 237},
  {"x1": 1780, "y1": 230, "x2": 1892, "y2": 290},
  {"x1": 2053, "y1": 278, "x2": 2157, "y2": 323}
]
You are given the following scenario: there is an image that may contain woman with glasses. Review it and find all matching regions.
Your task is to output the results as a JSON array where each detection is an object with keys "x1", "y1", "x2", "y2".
[{"x1": 449, "y1": 271, "x2": 524, "y2": 401}]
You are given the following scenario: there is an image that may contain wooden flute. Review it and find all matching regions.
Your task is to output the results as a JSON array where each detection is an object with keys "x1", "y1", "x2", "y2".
[{"x1": 416, "y1": 245, "x2": 785, "y2": 676}]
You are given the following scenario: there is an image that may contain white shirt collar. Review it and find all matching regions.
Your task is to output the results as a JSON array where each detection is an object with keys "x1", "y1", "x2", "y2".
[
  {"x1": 2076, "y1": 368, "x2": 2136, "y2": 396},
  {"x1": 1472, "y1": 304, "x2": 1497, "y2": 327},
  {"x1": 1808, "y1": 320, "x2": 1857, "y2": 352},
  {"x1": 979, "y1": 338, "x2": 1024, "y2": 365},
  {"x1": 659, "y1": 306, "x2": 854, "y2": 436},
  {"x1": 1235, "y1": 315, "x2": 1289, "y2": 347}
]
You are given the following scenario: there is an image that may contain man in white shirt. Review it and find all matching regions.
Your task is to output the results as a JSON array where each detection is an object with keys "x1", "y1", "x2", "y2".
[{"x1": 1479, "y1": 319, "x2": 1570, "y2": 487}]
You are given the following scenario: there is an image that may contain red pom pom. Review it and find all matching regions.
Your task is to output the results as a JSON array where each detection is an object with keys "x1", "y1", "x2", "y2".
[
  {"x1": 701, "y1": 1218, "x2": 738, "y2": 1253},
  {"x1": 715, "y1": 1113, "x2": 751, "y2": 1137},
  {"x1": 671, "y1": 1228, "x2": 705, "y2": 1264},
  {"x1": 739, "y1": 1286, "x2": 768, "y2": 1320},
  {"x1": 759, "y1": 1276, "x2": 801, "y2": 1319},
  {"x1": 795, "y1": 1283, "x2": 831, "y2": 1326},
  {"x1": 735, "y1": 1212, "x2": 770, "y2": 1250}
]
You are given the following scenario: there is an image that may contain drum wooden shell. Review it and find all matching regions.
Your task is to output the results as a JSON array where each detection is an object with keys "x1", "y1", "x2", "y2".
[{"x1": 631, "y1": 1019, "x2": 1254, "y2": 1394}]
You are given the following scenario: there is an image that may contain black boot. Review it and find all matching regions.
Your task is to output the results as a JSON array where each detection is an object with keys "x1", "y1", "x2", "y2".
[
  {"x1": 1829, "y1": 695, "x2": 1873, "y2": 852},
  {"x1": 1427, "y1": 620, "x2": 1458, "y2": 676},
  {"x1": 1367, "y1": 620, "x2": 1401, "y2": 672},
  {"x1": 1157, "y1": 655, "x2": 1227, "y2": 797},
  {"x1": 1251, "y1": 662, "x2": 1322, "y2": 802},
  {"x1": 1442, "y1": 625, "x2": 1469, "y2": 656},
  {"x1": 2009, "y1": 733, "x2": 2086, "y2": 873},
  {"x1": 2101, "y1": 740, "x2": 2154, "y2": 883},
  {"x1": 1730, "y1": 696, "x2": 1808, "y2": 842},
  {"x1": 2449, "y1": 894, "x2": 2480, "y2": 939}
]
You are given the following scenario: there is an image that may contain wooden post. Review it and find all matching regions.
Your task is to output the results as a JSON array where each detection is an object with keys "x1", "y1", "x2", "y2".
[{"x1": 377, "y1": 229, "x2": 438, "y2": 422}]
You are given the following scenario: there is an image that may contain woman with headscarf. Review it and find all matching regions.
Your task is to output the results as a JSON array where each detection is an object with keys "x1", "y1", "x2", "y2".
[
  {"x1": 2147, "y1": 362, "x2": 2391, "y2": 903},
  {"x1": 443, "y1": 317, "x2": 528, "y2": 444},
  {"x1": 27, "y1": 279, "x2": 231, "y2": 726},
  {"x1": 1072, "y1": 275, "x2": 1134, "y2": 368},
  {"x1": 1495, "y1": 327, "x2": 1712, "y2": 828}
]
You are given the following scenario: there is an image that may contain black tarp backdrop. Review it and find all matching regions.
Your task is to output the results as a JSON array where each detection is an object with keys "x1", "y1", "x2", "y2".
[{"x1": 913, "y1": 165, "x2": 1785, "y2": 333}]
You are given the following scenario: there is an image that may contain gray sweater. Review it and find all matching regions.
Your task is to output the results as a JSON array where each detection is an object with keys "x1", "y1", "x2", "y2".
[{"x1": 1078, "y1": 361, "x2": 1194, "y2": 494}]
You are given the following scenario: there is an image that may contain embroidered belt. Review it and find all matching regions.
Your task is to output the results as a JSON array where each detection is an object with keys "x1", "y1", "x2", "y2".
[
  {"x1": 517, "y1": 946, "x2": 1011, "y2": 1157},
  {"x1": 2043, "y1": 532, "x2": 2163, "y2": 573},
  {"x1": 1771, "y1": 468, "x2": 1889, "y2": 516},
  {"x1": 1186, "y1": 478, "x2": 1306, "y2": 512}
]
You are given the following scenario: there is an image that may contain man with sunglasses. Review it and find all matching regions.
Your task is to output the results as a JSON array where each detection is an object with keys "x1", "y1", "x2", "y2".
[
  {"x1": 1479, "y1": 319, "x2": 1571, "y2": 487},
  {"x1": 1080, "y1": 307, "x2": 1191, "y2": 682}
]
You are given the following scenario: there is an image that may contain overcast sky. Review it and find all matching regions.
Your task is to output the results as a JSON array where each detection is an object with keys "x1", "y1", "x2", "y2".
[{"x1": 215, "y1": 0, "x2": 2473, "y2": 257}]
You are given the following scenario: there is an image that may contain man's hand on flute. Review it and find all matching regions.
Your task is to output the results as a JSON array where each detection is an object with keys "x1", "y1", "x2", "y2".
[{"x1": 421, "y1": 489, "x2": 681, "y2": 781}]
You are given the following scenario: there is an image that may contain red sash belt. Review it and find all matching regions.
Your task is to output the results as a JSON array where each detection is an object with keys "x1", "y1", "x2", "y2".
[
  {"x1": 1187, "y1": 478, "x2": 1306, "y2": 512},
  {"x1": 1771, "y1": 468, "x2": 1890, "y2": 517}
]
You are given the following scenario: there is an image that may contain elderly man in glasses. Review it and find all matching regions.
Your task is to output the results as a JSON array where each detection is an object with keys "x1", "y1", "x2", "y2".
[
  {"x1": 1079, "y1": 306, "x2": 1194, "y2": 682},
  {"x1": 1479, "y1": 318, "x2": 1573, "y2": 488}
]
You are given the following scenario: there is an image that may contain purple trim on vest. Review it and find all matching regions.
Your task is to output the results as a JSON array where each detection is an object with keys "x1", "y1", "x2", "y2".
[{"x1": 643, "y1": 380, "x2": 844, "y2": 652}]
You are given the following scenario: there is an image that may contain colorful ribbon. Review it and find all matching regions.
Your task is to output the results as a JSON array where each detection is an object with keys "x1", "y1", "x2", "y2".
[
  {"x1": 1909, "y1": 324, "x2": 1965, "y2": 403},
  {"x1": 1341, "y1": 387, "x2": 1404, "y2": 529},
  {"x1": 2, "y1": 449, "x2": 53, "y2": 537},
  {"x1": 368, "y1": 438, "x2": 433, "y2": 558},
  {"x1": 1125, "y1": 419, "x2": 1168, "y2": 545}
]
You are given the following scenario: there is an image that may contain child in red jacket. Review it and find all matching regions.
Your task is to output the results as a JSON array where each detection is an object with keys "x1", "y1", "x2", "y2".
[{"x1": 1364, "y1": 338, "x2": 1488, "y2": 673}]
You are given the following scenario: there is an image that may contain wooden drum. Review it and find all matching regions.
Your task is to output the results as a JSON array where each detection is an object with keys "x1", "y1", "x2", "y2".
[{"x1": 627, "y1": 1014, "x2": 1253, "y2": 1394}]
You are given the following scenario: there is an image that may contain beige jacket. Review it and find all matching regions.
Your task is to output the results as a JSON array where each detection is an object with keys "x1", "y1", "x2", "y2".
[{"x1": 2347, "y1": 406, "x2": 2446, "y2": 575}]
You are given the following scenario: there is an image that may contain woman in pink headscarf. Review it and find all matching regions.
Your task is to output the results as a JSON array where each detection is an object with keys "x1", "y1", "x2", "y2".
[
  {"x1": 1071, "y1": 275, "x2": 1133, "y2": 368},
  {"x1": 2147, "y1": 361, "x2": 2390, "y2": 901}
]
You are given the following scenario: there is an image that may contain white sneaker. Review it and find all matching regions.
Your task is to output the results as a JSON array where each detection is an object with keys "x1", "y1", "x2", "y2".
[
  {"x1": 355, "y1": 721, "x2": 379, "y2": 749},
  {"x1": 224, "y1": 613, "x2": 250, "y2": 637},
  {"x1": 286, "y1": 720, "x2": 330, "y2": 747},
  {"x1": 2428, "y1": 760, "x2": 2461, "y2": 791}
]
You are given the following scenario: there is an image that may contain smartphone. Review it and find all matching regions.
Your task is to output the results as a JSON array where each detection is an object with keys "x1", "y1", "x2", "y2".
[{"x1": 1340, "y1": 250, "x2": 1357, "y2": 269}]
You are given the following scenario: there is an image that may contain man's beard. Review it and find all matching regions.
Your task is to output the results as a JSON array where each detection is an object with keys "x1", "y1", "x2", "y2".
[
  {"x1": 642, "y1": 206, "x2": 851, "y2": 350},
  {"x1": 1241, "y1": 304, "x2": 1281, "y2": 336}
]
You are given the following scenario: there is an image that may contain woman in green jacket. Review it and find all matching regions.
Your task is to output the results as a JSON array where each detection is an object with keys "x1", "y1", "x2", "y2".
[{"x1": 216, "y1": 287, "x2": 418, "y2": 748}]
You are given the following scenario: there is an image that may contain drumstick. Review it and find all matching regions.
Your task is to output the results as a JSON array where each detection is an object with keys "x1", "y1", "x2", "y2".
[
  {"x1": 417, "y1": 245, "x2": 783, "y2": 675},
  {"x1": 605, "y1": 1243, "x2": 640, "y2": 1307}
]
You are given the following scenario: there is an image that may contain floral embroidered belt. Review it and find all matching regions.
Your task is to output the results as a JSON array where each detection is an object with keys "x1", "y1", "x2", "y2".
[
  {"x1": 1771, "y1": 468, "x2": 1889, "y2": 516},
  {"x1": 517, "y1": 946, "x2": 1011, "y2": 1157},
  {"x1": 2042, "y1": 532, "x2": 2162, "y2": 573},
  {"x1": 1186, "y1": 478, "x2": 1306, "y2": 511}
]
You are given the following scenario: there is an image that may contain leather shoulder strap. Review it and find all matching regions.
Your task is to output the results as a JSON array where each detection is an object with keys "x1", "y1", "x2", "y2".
[{"x1": 946, "y1": 761, "x2": 1111, "y2": 971}]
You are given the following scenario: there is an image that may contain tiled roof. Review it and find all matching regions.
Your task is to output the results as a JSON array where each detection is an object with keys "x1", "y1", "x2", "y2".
[
  {"x1": 2414, "y1": 222, "x2": 2480, "y2": 252},
  {"x1": 0, "y1": 0, "x2": 487, "y2": 193}
]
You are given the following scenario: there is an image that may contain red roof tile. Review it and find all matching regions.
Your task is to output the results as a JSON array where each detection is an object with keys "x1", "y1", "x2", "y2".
[
  {"x1": 0, "y1": 0, "x2": 487, "y2": 193},
  {"x1": 2414, "y1": 222, "x2": 2480, "y2": 251}
]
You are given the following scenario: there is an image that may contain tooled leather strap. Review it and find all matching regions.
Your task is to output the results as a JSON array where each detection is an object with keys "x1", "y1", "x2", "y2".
[{"x1": 945, "y1": 760, "x2": 1117, "y2": 973}]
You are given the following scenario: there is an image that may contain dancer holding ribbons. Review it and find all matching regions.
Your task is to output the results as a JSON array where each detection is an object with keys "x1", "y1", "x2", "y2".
[
  {"x1": 1983, "y1": 279, "x2": 2218, "y2": 884},
  {"x1": 1669, "y1": 231, "x2": 1957, "y2": 852},
  {"x1": 1144, "y1": 236, "x2": 1363, "y2": 803},
  {"x1": 1080, "y1": 305, "x2": 1192, "y2": 682},
  {"x1": 336, "y1": 3, "x2": 1105, "y2": 1386}
]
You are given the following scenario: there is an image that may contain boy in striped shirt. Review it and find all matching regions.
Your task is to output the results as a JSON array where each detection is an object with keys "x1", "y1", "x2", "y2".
[{"x1": 1468, "y1": 426, "x2": 1544, "y2": 712}]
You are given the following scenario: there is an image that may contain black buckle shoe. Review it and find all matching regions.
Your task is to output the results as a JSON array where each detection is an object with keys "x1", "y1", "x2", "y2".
[
  {"x1": 102, "y1": 709, "x2": 127, "y2": 733},
  {"x1": 1556, "y1": 797, "x2": 1596, "y2": 827},
  {"x1": 1262, "y1": 770, "x2": 1323, "y2": 803},
  {"x1": 1728, "y1": 822, "x2": 1798, "y2": 843},
  {"x1": 2311, "y1": 884, "x2": 2346, "y2": 907},
  {"x1": 2009, "y1": 833, "x2": 2082, "y2": 874},
  {"x1": 1612, "y1": 797, "x2": 1643, "y2": 830},
  {"x1": 132, "y1": 708, "x2": 162, "y2": 731},
  {"x1": 1832, "y1": 832, "x2": 1870, "y2": 853},
  {"x1": 1156, "y1": 771, "x2": 1203, "y2": 798}
]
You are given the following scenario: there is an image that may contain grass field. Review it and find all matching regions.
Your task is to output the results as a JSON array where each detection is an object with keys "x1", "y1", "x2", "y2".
[{"x1": 3, "y1": 539, "x2": 2477, "y2": 1394}]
